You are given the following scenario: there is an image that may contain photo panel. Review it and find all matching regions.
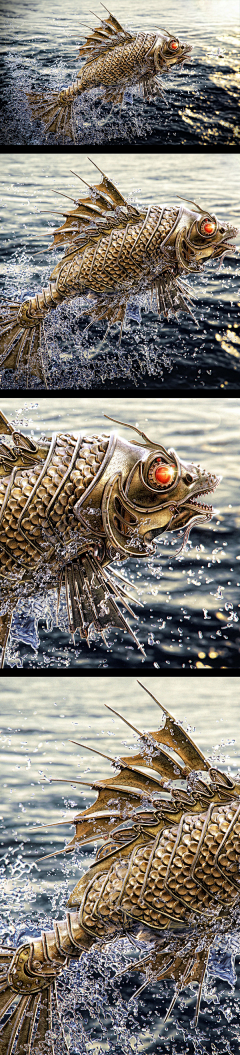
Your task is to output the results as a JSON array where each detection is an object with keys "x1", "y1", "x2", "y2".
[
  {"x1": 0, "y1": 675, "x2": 240, "y2": 1054},
  {"x1": 1, "y1": 0, "x2": 239, "y2": 146},
  {"x1": 0, "y1": 395, "x2": 239, "y2": 670},
  {"x1": 0, "y1": 151, "x2": 239, "y2": 392},
  {"x1": 0, "y1": 3, "x2": 239, "y2": 1054}
]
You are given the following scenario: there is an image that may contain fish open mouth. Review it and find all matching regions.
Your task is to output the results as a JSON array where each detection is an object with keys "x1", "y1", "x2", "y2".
[
  {"x1": 172, "y1": 494, "x2": 214, "y2": 521},
  {"x1": 187, "y1": 494, "x2": 214, "y2": 515},
  {"x1": 187, "y1": 474, "x2": 221, "y2": 514},
  {"x1": 169, "y1": 474, "x2": 221, "y2": 554},
  {"x1": 176, "y1": 45, "x2": 192, "y2": 64},
  {"x1": 211, "y1": 228, "x2": 238, "y2": 259},
  {"x1": 181, "y1": 472, "x2": 220, "y2": 514}
]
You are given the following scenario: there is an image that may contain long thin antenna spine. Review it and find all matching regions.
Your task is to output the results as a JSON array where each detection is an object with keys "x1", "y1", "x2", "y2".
[
  {"x1": 68, "y1": 740, "x2": 118, "y2": 764},
  {"x1": 137, "y1": 680, "x2": 169, "y2": 716},
  {"x1": 26, "y1": 819, "x2": 77, "y2": 832},
  {"x1": 105, "y1": 704, "x2": 146, "y2": 740}
]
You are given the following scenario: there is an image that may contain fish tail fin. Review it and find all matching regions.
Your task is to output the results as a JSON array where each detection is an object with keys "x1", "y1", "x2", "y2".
[
  {"x1": 0, "y1": 941, "x2": 71, "y2": 1054},
  {"x1": 0, "y1": 974, "x2": 56, "y2": 1055},
  {"x1": 0, "y1": 303, "x2": 47, "y2": 385},
  {"x1": 27, "y1": 86, "x2": 78, "y2": 142}
]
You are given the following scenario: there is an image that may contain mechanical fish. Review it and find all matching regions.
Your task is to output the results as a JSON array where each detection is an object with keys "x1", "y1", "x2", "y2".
[
  {"x1": 0, "y1": 411, "x2": 220, "y2": 666},
  {"x1": 27, "y1": 7, "x2": 192, "y2": 141},
  {"x1": 1, "y1": 683, "x2": 240, "y2": 1053},
  {"x1": 0, "y1": 163, "x2": 237, "y2": 385}
]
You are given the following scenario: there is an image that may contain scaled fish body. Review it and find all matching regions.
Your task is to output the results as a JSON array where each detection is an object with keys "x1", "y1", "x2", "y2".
[
  {"x1": 1, "y1": 684, "x2": 240, "y2": 1054},
  {"x1": 0, "y1": 163, "x2": 237, "y2": 384},
  {"x1": 0, "y1": 411, "x2": 220, "y2": 666},
  {"x1": 27, "y1": 8, "x2": 192, "y2": 142}
]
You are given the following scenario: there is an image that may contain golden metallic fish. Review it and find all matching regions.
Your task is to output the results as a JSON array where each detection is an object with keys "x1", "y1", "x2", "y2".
[
  {"x1": 27, "y1": 6, "x2": 192, "y2": 142},
  {"x1": 0, "y1": 411, "x2": 220, "y2": 667},
  {"x1": 1, "y1": 682, "x2": 239, "y2": 1054},
  {"x1": 0, "y1": 163, "x2": 237, "y2": 385}
]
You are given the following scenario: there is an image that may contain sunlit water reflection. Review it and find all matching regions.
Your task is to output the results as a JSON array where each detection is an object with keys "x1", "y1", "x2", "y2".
[
  {"x1": 1, "y1": 677, "x2": 240, "y2": 1053},
  {"x1": 0, "y1": 0, "x2": 239, "y2": 145},
  {"x1": 0, "y1": 154, "x2": 239, "y2": 392},
  {"x1": 0, "y1": 397, "x2": 239, "y2": 670}
]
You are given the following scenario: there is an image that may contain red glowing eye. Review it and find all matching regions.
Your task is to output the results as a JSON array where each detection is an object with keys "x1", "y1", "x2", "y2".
[
  {"x1": 154, "y1": 464, "x2": 176, "y2": 485},
  {"x1": 147, "y1": 458, "x2": 176, "y2": 488},
  {"x1": 201, "y1": 220, "x2": 216, "y2": 235},
  {"x1": 170, "y1": 40, "x2": 178, "y2": 49}
]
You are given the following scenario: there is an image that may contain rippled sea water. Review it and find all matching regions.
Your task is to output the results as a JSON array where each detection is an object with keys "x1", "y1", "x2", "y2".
[
  {"x1": 1, "y1": 396, "x2": 239, "y2": 670},
  {"x1": 0, "y1": 153, "x2": 239, "y2": 392},
  {"x1": 1, "y1": 677, "x2": 240, "y2": 1054},
  {"x1": 0, "y1": 0, "x2": 239, "y2": 145}
]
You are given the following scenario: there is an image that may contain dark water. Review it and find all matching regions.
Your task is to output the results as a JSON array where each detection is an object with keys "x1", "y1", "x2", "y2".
[
  {"x1": 0, "y1": 153, "x2": 239, "y2": 392},
  {"x1": 1, "y1": 677, "x2": 240, "y2": 1053},
  {"x1": 1, "y1": 397, "x2": 239, "y2": 670},
  {"x1": 0, "y1": 0, "x2": 239, "y2": 145}
]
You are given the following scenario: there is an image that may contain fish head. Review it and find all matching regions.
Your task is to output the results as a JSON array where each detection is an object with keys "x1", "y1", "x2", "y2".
[
  {"x1": 173, "y1": 202, "x2": 238, "y2": 273},
  {"x1": 101, "y1": 431, "x2": 221, "y2": 558},
  {"x1": 127, "y1": 447, "x2": 221, "y2": 544},
  {"x1": 152, "y1": 32, "x2": 192, "y2": 71}
]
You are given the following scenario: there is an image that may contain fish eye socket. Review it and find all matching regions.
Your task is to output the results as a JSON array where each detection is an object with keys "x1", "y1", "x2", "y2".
[
  {"x1": 168, "y1": 39, "x2": 179, "y2": 50},
  {"x1": 199, "y1": 218, "x2": 217, "y2": 237},
  {"x1": 147, "y1": 458, "x2": 176, "y2": 489}
]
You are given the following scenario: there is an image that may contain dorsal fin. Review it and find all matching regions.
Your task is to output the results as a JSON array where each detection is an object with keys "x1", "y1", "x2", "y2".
[
  {"x1": 23, "y1": 685, "x2": 238, "y2": 888},
  {"x1": 49, "y1": 163, "x2": 141, "y2": 258},
  {"x1": 0, "y1": 410, "x2": 50, "y2": 471},
  {"x1": 44, "y1": 763, "x2": 165, "y2": 854},
  {"x1": 0, "y1": 433, "x2": 49, "y2": 475},
  {"x1": 105, "y1": 700, "x2": 207, "y2": 775},
  {"x1": 0, "y1": 410, "x2": 14, "y2": 435},
  {"x1": 41, "y1": 687, "x2": 214, "y2": 863},
  {"x1": 137, "y1": 682, "x2": 209, "y2": 772},
  {"x1": 72, "y1": 162, "x2": 128, "y2": 208},
  {"x1": 77, "y1": 7, "x2": 133, "y2": 64},
  {"x1": 12, "y1": 432, "x2": 38, "y2": 452}
]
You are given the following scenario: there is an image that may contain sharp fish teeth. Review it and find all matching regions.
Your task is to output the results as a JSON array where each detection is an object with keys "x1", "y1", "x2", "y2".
[{"x1": 188, "y1": 491, "x2": 213, "y2": 512}]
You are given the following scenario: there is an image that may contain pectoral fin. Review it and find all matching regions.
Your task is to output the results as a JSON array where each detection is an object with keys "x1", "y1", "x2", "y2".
[
  {"x1": 61, "y1": 552, "x2": 145, "y2": 654},
  {"x1": 155, "y1": 274, "x2": 197, "y2": 322}
]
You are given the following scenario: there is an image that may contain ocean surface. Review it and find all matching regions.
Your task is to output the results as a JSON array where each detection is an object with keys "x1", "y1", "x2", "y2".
[
  {"x1": 1, "y1": 676, "x2": 240, "y2": 1054},
  {"x1": 0, "y1": 153, "x2": 239, "y2": 392},
  {"x1": 0, "y1": 0, "x2": 239, "y2": 145},
  {"x1": 1, "y1": 396, "x2": 240, "y2": 670}
]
